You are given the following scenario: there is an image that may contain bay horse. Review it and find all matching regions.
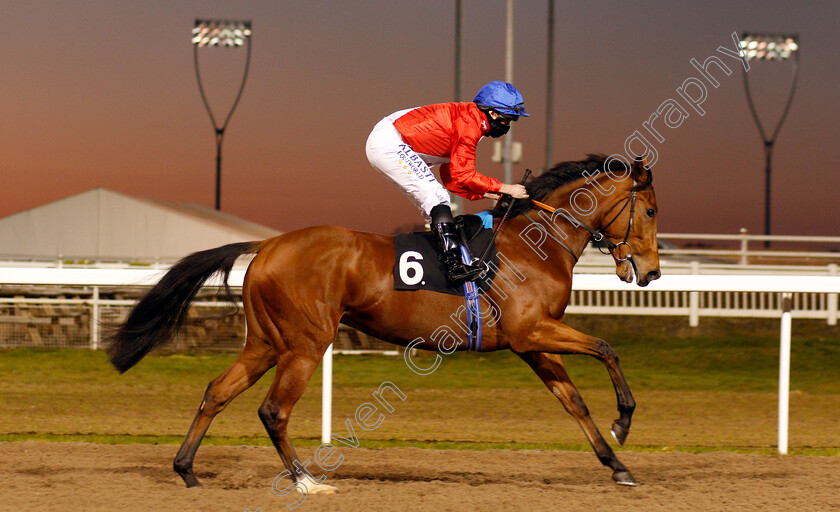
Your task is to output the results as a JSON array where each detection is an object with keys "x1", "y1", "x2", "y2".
[{"x1": 107, "y1": 154, "x2": 660, "y2": 492}]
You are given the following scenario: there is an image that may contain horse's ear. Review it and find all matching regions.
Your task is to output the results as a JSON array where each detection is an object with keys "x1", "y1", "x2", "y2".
[{"x1": 632, "y1": 156, "x2": 651, "y2": 184}]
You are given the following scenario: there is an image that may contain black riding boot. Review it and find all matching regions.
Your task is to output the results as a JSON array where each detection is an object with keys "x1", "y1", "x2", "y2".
[{"x1": 430, "y1": 204, "x2": 484, "y2": 282}]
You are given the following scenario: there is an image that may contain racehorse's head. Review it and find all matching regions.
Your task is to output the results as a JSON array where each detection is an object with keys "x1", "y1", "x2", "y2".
[
  {"x1": 606, "y1": 158, "x2": 660, "y2": 287},
  {"x1": 505, "y1": 154, "x2": 661, "y2": 287}
]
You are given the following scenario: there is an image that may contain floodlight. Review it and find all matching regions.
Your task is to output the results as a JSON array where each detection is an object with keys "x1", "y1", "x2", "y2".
[
  {"x1": 192, "y1": 19, "x2": 252, "y2": 48},
  {"x1": 739, "y1": 32, "x2": 800, "y2": 245},
  {"x1": 192, "y1": 19, "x2": 253, "y2": 210},
  {"x1": 739, "y1": 33, "x2": 799, "y2": 61}
]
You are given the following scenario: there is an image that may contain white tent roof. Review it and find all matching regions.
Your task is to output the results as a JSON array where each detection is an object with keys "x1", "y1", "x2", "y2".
[{"x1": 0, "y1": 189, "x2": 281, "y2": 262}]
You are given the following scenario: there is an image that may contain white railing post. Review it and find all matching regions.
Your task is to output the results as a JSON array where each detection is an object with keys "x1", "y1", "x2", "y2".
[
  {"x1": 321, "y1": 342, "x2": 333, "y2": 444},
  {"x1": 90, "y1": 286, "x2": 100, "y2": 350},
  {"x1": 829, "y1": 264, "x2": 838, "y2": 326},
  {"x1": 739, "y1": 228, "x2": 749, "y2": 266},
  {"x1": 689, "y1": 261, "x2": 700, "y2": 326},
  {"x1": 778, "y1": 293, "x2": 792, "y2": 455}
]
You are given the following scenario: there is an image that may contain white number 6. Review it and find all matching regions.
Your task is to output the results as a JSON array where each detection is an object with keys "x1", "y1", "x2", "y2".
[{"x1": 398, "y1": 251, "x2": 424, "y2": 285}]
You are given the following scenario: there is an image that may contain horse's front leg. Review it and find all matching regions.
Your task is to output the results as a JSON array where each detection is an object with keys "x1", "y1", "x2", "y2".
[
  {"x1": 518, "y1": 351, "x2": 637, "y2": 486},
  {"x1": 513, "y1": 319, "x2": 635, "y2": 446}
]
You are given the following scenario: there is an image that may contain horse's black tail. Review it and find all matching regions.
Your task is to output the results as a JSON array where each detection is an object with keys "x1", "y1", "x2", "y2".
[{"x1": 106, "y1": 241, "x2": 262, "y2": 373}]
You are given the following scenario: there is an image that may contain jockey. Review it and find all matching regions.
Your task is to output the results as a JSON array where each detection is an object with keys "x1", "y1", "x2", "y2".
[{"x1": 366, "y1": 81, "x2": 530, "y2": 282}]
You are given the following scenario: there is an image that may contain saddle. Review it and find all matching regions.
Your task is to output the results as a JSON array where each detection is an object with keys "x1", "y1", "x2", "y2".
[{"x1": 393, "y1": 214, "x2": 498, "y2": 296}]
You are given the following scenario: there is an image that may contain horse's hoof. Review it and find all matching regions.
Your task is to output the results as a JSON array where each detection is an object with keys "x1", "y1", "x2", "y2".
[
  {"x1": 611, "y1": 421, "x2": 629, "y2": 446},
  {"x1": 296, "y1": 474, "x2": 338, "y2": 495},
  {"x1": 174, "y1": 466, "x2": 201, "y2": 488},
  {"x1": 182, "y1": 474, "x2": 202, "y2": 488},
  {"x1": 612, "y1": 470, "x2": 638, "y2": 487}
]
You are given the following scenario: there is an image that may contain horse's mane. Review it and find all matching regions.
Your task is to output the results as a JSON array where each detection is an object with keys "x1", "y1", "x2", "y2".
[{"x1": 497, "y1": 153, "x2": 641, "y2": 218}]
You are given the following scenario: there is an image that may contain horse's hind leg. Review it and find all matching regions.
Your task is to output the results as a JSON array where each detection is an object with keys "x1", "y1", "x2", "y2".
[
  {"x1": 518, "y1": 351, "x2": 637, "y2": 486},
  {"x1": 173, "y1": 335, "x2": 276, "y2": 487},
  {"x1": 258, "y1": 349, "x2": 338, "y2": 494}
]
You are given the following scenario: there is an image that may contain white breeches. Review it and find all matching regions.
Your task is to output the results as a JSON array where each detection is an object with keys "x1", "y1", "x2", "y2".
[{"x1": 366, "y1": 111, "x2": 451, "y2": 218}]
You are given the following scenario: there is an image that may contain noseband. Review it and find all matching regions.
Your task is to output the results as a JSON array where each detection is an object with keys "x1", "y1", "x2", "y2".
[{"x1": 526, "y1": 183, "x2": 649, "y2": 263}]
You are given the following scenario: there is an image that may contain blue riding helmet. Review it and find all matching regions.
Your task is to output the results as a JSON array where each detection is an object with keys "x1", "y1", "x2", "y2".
[{"x1": 473, "y1": 81, "x2": 529, "y2": 117}]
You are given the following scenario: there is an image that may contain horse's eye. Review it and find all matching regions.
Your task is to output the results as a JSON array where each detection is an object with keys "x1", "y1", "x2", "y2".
[{"x1": 646, "y1": 208, "x2": 656, "y2": 218}]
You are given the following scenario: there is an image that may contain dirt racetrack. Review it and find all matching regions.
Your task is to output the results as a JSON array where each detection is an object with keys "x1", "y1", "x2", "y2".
[{"x1": 2, "y1": 442, "x2": 837, "y2": 512}]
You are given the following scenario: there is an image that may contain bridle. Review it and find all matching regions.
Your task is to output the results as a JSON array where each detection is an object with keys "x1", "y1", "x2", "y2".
[{"x1": 525, "y1": 182, "x2": 651, "y2": 264}]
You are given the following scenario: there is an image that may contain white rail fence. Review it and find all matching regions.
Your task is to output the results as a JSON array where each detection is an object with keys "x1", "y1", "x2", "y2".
[
  {"x1": 0, "y1": 267, "x2": 837, "y2": 349},
  {"x1": 1, "y1": 268, "x2": 839, "y2": 454},
  {"x1": 0, "y1": 262, "x2": 837, "y2": 352},
  {"x1": 556, "y1": 273, "x2": 840, "y2": 455},
  {"x1": 2, "y1": 229, "x2": 838, "y2": 268},
  {"x1": 568, "y1": 261, "x2": 838, "y2": 327},
  {"x1": 657, "y1": 230, "x2": 840, "y2": 266},
  {"x1": 0, "y1": 269, "x2": 392, "y2": 353}
]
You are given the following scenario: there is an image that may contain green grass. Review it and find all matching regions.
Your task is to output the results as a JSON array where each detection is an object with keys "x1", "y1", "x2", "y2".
[
  {"x1": 2, "y1": 316, "x2": 836, "y2": 393},
  {"x1": 1, "y1": 316, "x2": 838, "y2": 454},
  {"x1": 561, "y1": 315, "x2": 840, "y2": 394}
]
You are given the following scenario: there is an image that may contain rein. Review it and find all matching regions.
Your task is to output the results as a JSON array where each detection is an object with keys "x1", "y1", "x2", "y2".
[
  {"x1": 471, "y1": 169, "x2": 651, "y2": 275},
  {"x1": 474, "y1": 169, "x2": 532, "y2": 269},
  {"x1": 529, "y1": 191, "x2": 638, "y2": 263}
]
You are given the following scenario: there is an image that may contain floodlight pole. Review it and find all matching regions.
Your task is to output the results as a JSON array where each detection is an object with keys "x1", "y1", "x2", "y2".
[
  {"x1": 503, "y1": 0, "x2": 514, "y2": 184},
  {"x1": 192, "y1": 20, "x2": 252, "y2": 210},
  {"x1": 741, "y1": 36, "x2": 800, "y2": 247},
  {"x1": 545, "y1": 0, "x2": 555, "y2": 170},
  {"x1": 454, "y1": 0, "x2": 462, "y2": 103},
  {"x1": 452, "y1": 0, "x2": 464, "y2": 215}
]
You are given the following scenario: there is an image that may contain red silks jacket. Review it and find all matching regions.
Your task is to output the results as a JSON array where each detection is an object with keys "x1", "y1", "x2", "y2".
[{"x1": 394, "y1": 102, "x2": 501, "y2": 200}]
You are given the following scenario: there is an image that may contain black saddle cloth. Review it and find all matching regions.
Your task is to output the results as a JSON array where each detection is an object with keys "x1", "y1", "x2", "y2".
[{"x1": 393, "y1": 214, "x2": 498, "y2": 296}]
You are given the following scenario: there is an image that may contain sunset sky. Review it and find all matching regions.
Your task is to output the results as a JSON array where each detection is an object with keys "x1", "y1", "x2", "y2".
[{"x1": 3, "y1": 1, "x2": 838, "y2": 238}]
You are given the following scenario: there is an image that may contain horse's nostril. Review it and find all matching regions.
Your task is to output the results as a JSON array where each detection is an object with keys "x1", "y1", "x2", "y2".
[{"x1": 647, "y1": 270, "x2": 661, "y2": 281}]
